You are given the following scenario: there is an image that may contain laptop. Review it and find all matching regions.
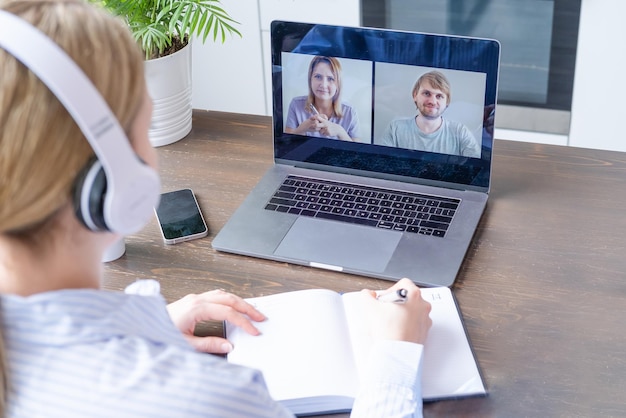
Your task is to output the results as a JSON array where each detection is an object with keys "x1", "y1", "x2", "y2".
[{"x1": 212, "y1": 21, "x2": 500, "y2": 287}]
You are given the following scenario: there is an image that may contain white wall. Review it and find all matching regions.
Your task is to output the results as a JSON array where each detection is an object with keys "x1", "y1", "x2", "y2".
[
  {"x1": 191, "y1": 0, "x2": 266, "y2": 115},
  {"x1": 569, "y1": 0, "x2": 626, "y2": 151}
]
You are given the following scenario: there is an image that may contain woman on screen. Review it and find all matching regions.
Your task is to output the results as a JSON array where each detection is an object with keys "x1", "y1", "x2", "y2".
[{"x1": 285, "y1": 56, "x2": 360, "y2": 142}]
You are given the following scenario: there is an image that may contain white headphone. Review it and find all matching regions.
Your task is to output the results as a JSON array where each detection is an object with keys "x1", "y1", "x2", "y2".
[{"x1": 0, "y1": 10, "x2": 161, "y2": 235}]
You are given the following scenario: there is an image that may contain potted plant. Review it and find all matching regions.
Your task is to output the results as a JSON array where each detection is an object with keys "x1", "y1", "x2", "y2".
[{"x1": 90, "y1": 0, "x2": 241, "y2": 146}]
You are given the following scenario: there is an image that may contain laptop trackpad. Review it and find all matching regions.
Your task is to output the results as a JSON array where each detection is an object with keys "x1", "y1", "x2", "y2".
[{"x1": 274, "y1": 217, "x2": 402, "y2": 273}]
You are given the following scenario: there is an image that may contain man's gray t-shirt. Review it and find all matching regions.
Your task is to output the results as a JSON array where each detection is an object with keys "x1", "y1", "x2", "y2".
[{"x1": 378, "y1": 116, "x2": 481, "y2": 158}]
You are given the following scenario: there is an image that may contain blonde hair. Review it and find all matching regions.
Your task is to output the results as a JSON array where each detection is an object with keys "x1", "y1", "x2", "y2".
[
  {"x1": 0, "y1": 0, "x2": 146, "y2": 413},
  {"x1": 306, "y1": 56, "x2": 344, "y2": 119},
  {"x1": 412, "y1": 70, "x2": 452, "y2": 106}
]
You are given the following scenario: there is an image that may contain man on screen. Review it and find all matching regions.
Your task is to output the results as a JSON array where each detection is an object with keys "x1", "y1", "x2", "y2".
[{"x1": 380, "y1": 70, "x2": 481, "y2": 158}]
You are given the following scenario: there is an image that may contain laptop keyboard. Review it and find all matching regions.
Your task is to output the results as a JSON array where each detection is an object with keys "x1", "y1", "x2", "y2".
[{"x1": 264, "y1": 175, "x2": 460, "y2": 238}]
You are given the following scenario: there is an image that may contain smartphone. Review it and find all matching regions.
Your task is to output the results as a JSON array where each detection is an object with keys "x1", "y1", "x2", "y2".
[{"x1": 155, "y1": 188, "x2": 208, "y2": 244}]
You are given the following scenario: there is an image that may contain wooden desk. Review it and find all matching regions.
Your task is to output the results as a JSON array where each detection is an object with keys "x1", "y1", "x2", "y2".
[{"x1": 103, "y1": 110, "x2": 626, "y2": 417}]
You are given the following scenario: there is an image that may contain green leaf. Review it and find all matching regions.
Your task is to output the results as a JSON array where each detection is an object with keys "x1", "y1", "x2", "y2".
[{"x1": 88, "y1": 0, "x2": 241, "y2": 58}]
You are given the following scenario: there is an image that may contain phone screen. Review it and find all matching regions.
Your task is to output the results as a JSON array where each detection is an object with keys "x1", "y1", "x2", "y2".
[{"x1": 155, "y1": 189, "x2": 208, "y2": 244}]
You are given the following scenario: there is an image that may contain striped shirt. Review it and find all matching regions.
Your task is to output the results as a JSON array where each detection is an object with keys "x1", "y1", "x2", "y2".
[{"x1": 1, "y1": 281, "x2": 423, "y2": 417}]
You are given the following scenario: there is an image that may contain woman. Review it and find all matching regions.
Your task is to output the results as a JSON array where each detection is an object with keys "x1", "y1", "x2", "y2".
[
  {"x1": 285, "y1": 56, "x2": 360, "y2": 141},
  {"x1": 0, "y1": 1, "x2": 431, "y2": 417}
]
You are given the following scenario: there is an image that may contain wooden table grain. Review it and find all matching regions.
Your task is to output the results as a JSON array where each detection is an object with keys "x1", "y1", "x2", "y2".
[{"x1": 103, "y1": 110, "x2": 626, "y2": 417}]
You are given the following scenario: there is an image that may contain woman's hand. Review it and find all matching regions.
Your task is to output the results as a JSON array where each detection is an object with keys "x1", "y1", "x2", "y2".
[
  {"x1": 288, "y1": 114, "x2": 355, "y2": 141},
  {"x1": 167, "y1": 289, "x2": 266, "y2": 354},
  {"x1": 314, "y1": 114, "x2": 354, "y2": 141},
  {"x1": 361, "y1": 278, "x2": 432, "y2": 345},
  {"x1": 286, "y1": 115, "x2": 323, "y2": 136}
]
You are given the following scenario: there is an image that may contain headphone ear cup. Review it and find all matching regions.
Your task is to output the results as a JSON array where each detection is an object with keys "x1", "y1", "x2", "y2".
[
  {"x1": 1, "y1": 11, "x2": 161, "y2": 235},
  {"x1": 73, "y1": 158, "x2": 108, "y2": 231}
]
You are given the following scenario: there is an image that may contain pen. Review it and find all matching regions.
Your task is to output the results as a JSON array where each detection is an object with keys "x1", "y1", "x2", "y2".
[
  {"x1": 376, "y1": 288, "x2": 408, "y2": 304},
  {"x1": 309, "y1": 103, "x2": 319, "y2": 115}
]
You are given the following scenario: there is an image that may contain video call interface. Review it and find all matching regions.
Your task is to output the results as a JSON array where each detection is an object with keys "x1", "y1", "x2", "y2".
[{"x1": 271, "y1": 21, "x2": 500, "y2": 190}]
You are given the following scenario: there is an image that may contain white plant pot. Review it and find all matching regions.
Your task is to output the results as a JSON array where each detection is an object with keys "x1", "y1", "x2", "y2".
[{"x1": 144, "y1": 43, "x2": 192, "y2": 147}]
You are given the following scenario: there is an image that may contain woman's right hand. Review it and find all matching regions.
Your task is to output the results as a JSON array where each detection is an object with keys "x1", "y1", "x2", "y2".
[
  {"x1": 361, "y1": 278, "x2": 432, "y2": 345},
  {"x1": 288, "y1": 115, "x2": 323, "y2": 135}
]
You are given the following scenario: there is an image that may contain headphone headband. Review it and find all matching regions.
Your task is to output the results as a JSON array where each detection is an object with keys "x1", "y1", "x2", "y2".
[{"x1": 0, "y1": 10, "x2": 160, "y2": 234}]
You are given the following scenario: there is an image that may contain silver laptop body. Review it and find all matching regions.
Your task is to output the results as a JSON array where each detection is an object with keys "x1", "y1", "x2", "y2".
[{"x1": 213, "y1": 21, "x2": 500, "y2": 287}]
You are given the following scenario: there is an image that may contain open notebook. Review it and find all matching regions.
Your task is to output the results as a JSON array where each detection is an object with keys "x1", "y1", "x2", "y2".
[
  {"x1": 226, "y1": 287, "x2": 486, "y2": 415},
  {"x1": 213, "y1": 21, "x2": 500, "y2": 287}
]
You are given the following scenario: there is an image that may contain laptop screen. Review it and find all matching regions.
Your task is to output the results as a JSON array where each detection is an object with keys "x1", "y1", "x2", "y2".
[{"x1": 271, "y1": 21, "x2": 500, "y2": 192}]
